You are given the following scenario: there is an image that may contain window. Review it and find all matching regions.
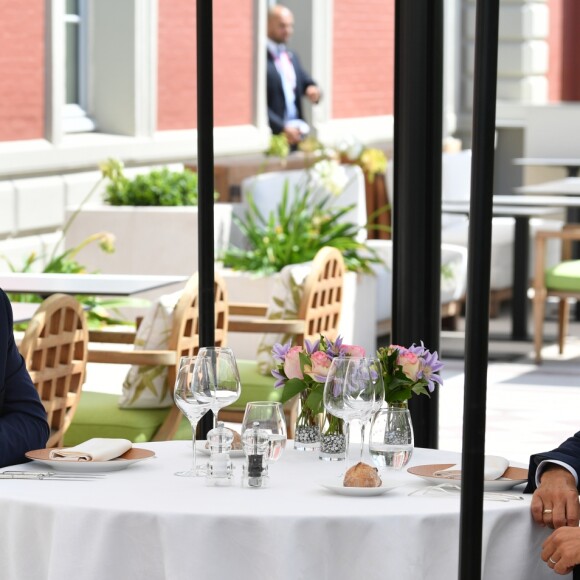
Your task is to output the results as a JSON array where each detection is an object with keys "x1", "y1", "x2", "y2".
[{"x1": 63, "y1": 0, "x2": 95, "y2": 132}]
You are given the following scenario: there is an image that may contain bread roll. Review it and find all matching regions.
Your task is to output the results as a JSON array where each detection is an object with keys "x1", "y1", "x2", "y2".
[{"x1": 343, "y1": 462, "x2": 382, "y2": 488}]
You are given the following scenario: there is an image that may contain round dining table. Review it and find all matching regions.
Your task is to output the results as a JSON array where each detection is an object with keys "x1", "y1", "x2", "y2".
[{"x1": 0, "y1": 441, "x2": 553, "y2": 580}]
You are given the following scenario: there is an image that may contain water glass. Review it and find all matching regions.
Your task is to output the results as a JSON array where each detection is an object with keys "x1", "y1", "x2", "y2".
[
  {"x1": 241, "y1": 402, "x2": 287, "y2": 463},
  {"x1": 369, "y1": 407, "x2": 414, "y2": 470}
]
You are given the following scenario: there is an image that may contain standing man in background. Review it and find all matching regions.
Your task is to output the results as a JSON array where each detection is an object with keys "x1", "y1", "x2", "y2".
[{"x1": 267, "y1": 4, "x2": 321, "y2": 146}]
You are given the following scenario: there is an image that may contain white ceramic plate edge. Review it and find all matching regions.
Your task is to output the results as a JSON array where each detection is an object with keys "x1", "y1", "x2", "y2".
[
  {"x1": 414, "y1": 474, "x2": 527, "y2": 491},
  {"x1": 27, "y1": 456, "x2": 152, "y2": 473},
  {"x1": 320, "y1": 479, "x2": 400, "y2": 496}
]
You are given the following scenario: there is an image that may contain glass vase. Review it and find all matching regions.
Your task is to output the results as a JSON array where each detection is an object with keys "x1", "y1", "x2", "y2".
[
  {"x1": 294, "y1": 391, "x2": 321, "y2": 451},
  {"x1": 369, "y1": 402, "x2": 414, "y2": 470},
  {"x1": 319, "y1": 413, "x2": 346, "y2": 461}
]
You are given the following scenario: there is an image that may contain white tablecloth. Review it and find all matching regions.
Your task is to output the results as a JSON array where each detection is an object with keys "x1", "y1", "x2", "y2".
[{"x1": 0, "y1": 442, "x2": 553, "y2": 580}]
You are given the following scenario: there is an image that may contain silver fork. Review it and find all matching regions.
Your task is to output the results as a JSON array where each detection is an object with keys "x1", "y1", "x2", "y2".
[
  {"x1": 408, "y1": 483, "x2": 524, "y2": 502},
  {"x1": 0, "y1": 471, "x2": 106, "y2": 480}
]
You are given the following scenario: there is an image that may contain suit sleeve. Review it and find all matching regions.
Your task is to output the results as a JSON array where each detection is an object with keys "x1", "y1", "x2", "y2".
[
  {"x1": 0, "y1": 290, "x2": 49, "y2": 467},
  {"x1": 524, "y1": 432, "x2": 580, "y2": 493},
  {"x1": 291, "y1": 53, "x2": 317, "y2": 95}
]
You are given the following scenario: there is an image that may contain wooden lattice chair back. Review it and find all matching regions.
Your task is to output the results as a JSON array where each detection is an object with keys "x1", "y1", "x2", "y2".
[
  {"x1": 153, "y1": 272, "x2": 229, "y2": 440},
  {"x1": 297, "y1": 246, "x2": 345, "y2": 345},
  {"x1": 19, "y1": 294, "x2": 88, "y2": 448}
]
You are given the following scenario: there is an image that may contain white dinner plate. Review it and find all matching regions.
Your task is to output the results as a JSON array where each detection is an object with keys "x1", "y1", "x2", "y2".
[
  {"x1": 196, "y1": 442, "x2": 245, "y2": 458},
  {"x1": 407, "y1": 464, "x2": 528, "y2": 491},
  {"x1": 320, "y1": 479, "x2": 400, "y2": 497},
  {"x1": 25, "y1": 447, "x2": 155, "y2": 473}
]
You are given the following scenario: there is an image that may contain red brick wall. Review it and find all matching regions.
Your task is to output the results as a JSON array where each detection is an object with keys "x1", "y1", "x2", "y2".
[
  {"x1": 548, "y1": 0, "x2": 580, "y2": 101},
  {"x1": 0, "y1": 0, "x2": 45, "y2": 141},
  {"x1": 332, "y1": 0, "x2": 394, "y2": 119},
  {"x1": 157, "y1": 0, "x2": 253, "y2": 130}
]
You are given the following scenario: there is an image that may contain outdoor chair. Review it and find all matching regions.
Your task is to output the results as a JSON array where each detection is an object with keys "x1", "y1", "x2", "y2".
[
  {"x1": 19, "y1": 293, "x2": 89, "y2": 448},
  {"x1": 533, "y1": 224, "x2": 580, "y2": 363},
  {"x1": 64, "y1": 272, "x2": 228, "y2": 444},
  {"x1": 220, "y1": 246, "x2": 346, "y2": 437}
]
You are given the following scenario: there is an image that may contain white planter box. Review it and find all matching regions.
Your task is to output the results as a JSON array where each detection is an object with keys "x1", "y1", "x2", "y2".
[
  {"x1": 64, "y1": 204, "x2": 233, "y2": 276},
  {"x1": 219, "y1": 267, "x2": 377, "y2": 360}
]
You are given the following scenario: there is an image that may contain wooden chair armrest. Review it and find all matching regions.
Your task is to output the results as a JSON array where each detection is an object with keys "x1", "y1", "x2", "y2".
[
  {"x1": 228, "y1": 302, "x2": 269, "y2": 316},
  {"x1": 89, "y1": 329, "x2": 137, "y2": 344},
  {"x1": 536, "y1": 227, "x2": 580, "y2": 242},
  {"x1": 88, "y1": 349, "x2": 176, "y2": 366},
  {"x1": 228, "y1": 318, "x2": 305, "y2": 334}
]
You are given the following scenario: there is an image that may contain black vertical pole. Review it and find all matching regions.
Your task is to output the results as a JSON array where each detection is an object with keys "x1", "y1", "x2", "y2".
[
  {"x1": 393, "y1": 0, "x2": 443, "y2": 449},
  {"x1": 197, "y1": 0, "x2": 216, "y2": 438},
  {"x1": 458, "y1": 0, "x2": 499, "y2": 577}
]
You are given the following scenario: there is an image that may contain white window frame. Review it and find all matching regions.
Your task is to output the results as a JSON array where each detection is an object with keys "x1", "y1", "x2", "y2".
[{"x1": 63, "y1": 0, "x2": 95, "y2": 133}]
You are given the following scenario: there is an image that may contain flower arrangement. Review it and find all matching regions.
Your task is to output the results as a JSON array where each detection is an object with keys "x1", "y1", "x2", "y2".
[
  {"x1": 271, "y1": 336, "x2": 365, "y2": 431},
  {"x1": 376, "y1": 343, "x2": 444, "y2": 406},
  {"x1": 265, "y1": 134, "x2": 388, "y2": 184}
]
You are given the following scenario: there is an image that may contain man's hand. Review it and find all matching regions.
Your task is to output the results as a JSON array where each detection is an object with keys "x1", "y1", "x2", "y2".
[
  {"x1": 542, "y1": 527, "x2": 580, "y2": 575},
  {"x1": 305, "y1": 85, "x2": 321, "y2": 104},
  {"x1": 531, "y1": 466, "x2": 579, "y2": 529},
  {"x1": 283, "y1": 126, "x2": 302, "y2": 145}
]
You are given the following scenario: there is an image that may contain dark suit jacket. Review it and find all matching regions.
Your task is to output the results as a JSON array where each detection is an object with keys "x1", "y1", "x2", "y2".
[
  {"x1": 525, "y1": 432, "x2": 580, "y2": 493},
  {"x1": 267, "y1": 49, "x2": 317, "y2": 135},
  {"x1": 0, "y1": 289, "x2": 49, "y2": 467}
]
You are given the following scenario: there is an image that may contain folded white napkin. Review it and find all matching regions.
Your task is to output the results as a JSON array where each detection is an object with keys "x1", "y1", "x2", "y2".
[
  {"x1": 49, "y1": 438, "x2": 133, "y2": 462},
  {"x1": 433, "y1": 455, "x2": 509, "y2": 481}
]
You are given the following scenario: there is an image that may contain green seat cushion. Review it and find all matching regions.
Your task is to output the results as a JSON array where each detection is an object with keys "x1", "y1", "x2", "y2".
[
  {"x1": 546, "y1": 260, "x2": 580, "y2": 292},
  {"x1": 227, "y1": 359, "x2": 283, "y2": 411},
  {"x1": 64, "y1": 391, "x2": 192, "y2": 446}
]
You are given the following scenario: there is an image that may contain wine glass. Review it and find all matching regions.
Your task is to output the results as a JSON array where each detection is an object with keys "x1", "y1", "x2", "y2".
[
  {"x1": 369, "y1": 407, "x2": 414, "y2": 470},
  {"x1": 174, "y1": 356, "x2": 211, "y2": 477},
  {"x1": 341, "y1": 357, "x2": 377, "y2": 462},
  {"x1": 323, "y1": 357, "x2": 375, "y2": 466},
  {"x1": 194, "y1": 347, "x2": 241, "y2": 427},
  {"x1": 241, "y1": 402, "x2": 287, "y2": 463}
]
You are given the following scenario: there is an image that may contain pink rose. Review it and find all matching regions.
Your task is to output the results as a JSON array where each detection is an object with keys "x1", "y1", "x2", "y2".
[
  {"x1": 284, "y1": 346, "x2": 304, "y2": 380},
  {"x1": 305, "y1": 351, "x2": 332, "y2": 381},
  {"x1": 397, "y1": 351, "x2": 420, "y2": 381},
  {"x1": 339, "y1": 344, "x2": 366, "y2": 358}
]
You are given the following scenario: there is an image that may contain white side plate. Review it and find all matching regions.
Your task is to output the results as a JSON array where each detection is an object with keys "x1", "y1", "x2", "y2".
[
  {"x1": 320, "y1": 480, "x2": 400, "y2": 497},
  {"x1": 25, "y1": 448, "x2": 155, "y2": 473}
]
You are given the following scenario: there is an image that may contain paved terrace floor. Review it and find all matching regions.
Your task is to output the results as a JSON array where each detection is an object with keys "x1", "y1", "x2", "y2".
[{"x1": 84, "y1": 302, "x2": 580, "y2": 466}]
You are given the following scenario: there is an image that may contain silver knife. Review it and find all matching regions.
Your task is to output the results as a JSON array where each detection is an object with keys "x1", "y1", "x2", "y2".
[{"x1": 0, "y1": 471, "x2": 106, "y2": 480}]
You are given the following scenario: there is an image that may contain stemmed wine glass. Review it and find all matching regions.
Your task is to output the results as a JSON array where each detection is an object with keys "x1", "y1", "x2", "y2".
[
  {"x1": 323, "y1": 357, "x2": 376, "y2": 466},
  {"x1": 174, "y1": 356, "x2": 211, "y2": 477},
  {"x1": 342, "y1": 357, "x2": 377, "y2": 462},
  {"x1": 194, "y1": 347, "x2": 242, "y2": 428},
  {"x1": 241, "y1": 402, "x2": 287, "y2": 463}
]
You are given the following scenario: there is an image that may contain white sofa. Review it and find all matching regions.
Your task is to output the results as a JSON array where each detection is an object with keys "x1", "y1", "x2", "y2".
[{"x1": 388, "y1": 150, "x2": 563, "y2": 315}]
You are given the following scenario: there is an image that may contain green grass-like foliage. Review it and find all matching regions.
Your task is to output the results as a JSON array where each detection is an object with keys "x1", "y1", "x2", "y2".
[
  {"x1": 104, "y1": 166, "x2": 199, "y2": 206},
  {"x1": 222, "y1": 181, "x2": 380, "y2": 274}
]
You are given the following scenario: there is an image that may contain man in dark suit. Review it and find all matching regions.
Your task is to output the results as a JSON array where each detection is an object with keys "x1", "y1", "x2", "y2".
[
  {"x1": 0, "y1": 289, "x2": 49, "y2": 467},
  {"x1": 267, "y1": 4, "x2": 321, "y2": 146},
  {"x1": 526, "y1": 433, "x2": 580, "y2": 574}
]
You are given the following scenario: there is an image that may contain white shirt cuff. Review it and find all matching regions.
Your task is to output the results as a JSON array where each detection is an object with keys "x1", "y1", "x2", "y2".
[{"x1": 535, "y1": 460, "x2": 579, "y2": 487}]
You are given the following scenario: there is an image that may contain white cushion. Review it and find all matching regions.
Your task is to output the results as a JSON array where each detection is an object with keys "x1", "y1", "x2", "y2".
[{"x1": 118, "y1": 291, "x2": 181, "y2": 409}]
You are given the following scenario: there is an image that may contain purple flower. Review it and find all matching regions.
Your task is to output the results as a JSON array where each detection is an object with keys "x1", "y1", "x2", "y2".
[
  {"x1": 272, "y1": 341, "x2": 292, "y2": 363},
  {"x1": 304, "y1": 338, "x2": 320, "y2": 355},
  {"x1": 416, "y1": 349, "x2": 444, "y2": 392},
  {"x1": 272, "y1": 368, "x2": 287, "y2": 389}
]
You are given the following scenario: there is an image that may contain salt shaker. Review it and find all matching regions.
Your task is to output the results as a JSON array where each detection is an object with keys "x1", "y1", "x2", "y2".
[
  {"x1": 205, "y1": 421, "x2": 234, "y2": 486},
  {"x1": 242, "y1": 421, "x2": 270, "y2": 488}
]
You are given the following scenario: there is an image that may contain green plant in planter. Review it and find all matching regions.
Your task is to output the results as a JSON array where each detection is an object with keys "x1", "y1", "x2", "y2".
[
  {"x1": 2, "y1": 164, "x2": 144, "y2": 328},
  {"x1": 102, "y1": 160, "x2": 200, "y2": 206},
  {"x1": 222, "y1": 182, "x2": 381, "y2": 275}
]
